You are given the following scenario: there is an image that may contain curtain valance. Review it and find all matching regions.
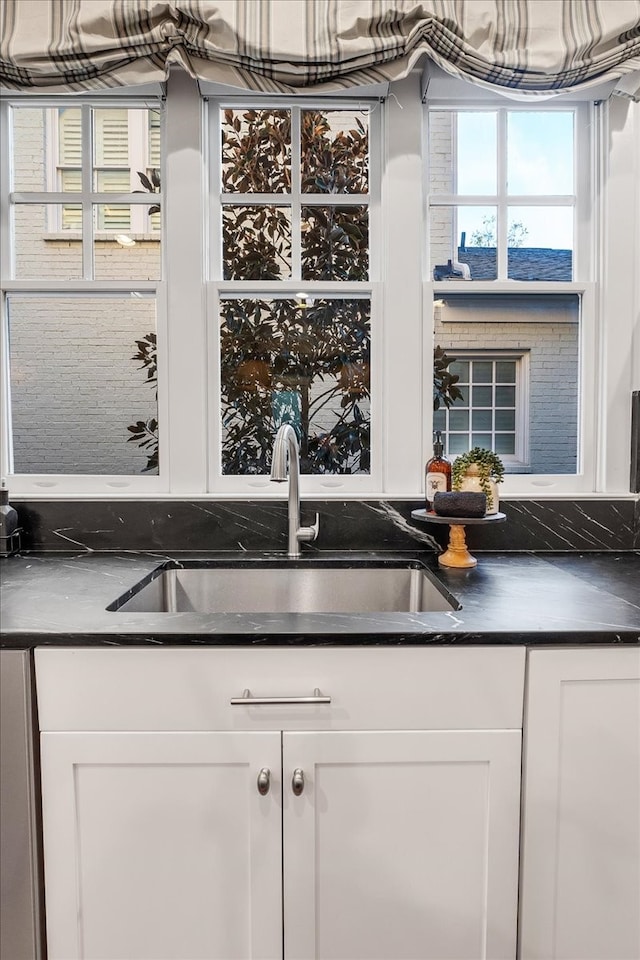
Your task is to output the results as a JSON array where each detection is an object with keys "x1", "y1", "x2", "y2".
[{"x1": 1, "y1": 0, "x2": 639, "y2": 99}]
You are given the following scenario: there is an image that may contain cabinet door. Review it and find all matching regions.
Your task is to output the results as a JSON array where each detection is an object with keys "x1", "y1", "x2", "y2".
[
  {"x1": 519, "y1": 647, "x2": 640, "y2": 960},
  {"x1": 40, "y1": 731, "x2": 282, "y2": 960},
  {"x1": 283, "y1": 730, "x2": 521, "y2": 960}
]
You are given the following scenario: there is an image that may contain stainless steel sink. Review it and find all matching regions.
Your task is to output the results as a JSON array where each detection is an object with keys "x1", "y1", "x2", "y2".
[{"x1": 109, "y1": 561, "x2": 460, "y2": 614}]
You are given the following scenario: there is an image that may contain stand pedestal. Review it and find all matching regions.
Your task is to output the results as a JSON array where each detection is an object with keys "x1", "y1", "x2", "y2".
[{"x1": 410, "y1": 509, "x2": 507, "y2": 569}]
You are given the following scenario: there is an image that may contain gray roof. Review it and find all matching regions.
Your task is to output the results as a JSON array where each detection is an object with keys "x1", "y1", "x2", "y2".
[{"x1": 434, "y1": 247, "x2": 572, "y2": 281}]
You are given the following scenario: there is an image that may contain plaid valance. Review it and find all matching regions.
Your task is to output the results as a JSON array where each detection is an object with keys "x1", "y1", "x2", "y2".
[{"x1": 1, "y1": 0, "x2": 639, "y2": 98}]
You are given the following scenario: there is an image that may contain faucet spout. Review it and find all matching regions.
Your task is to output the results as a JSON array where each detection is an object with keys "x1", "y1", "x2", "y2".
[{"x1": 270, "y1": 424, "x2": 319, "y2": 558}]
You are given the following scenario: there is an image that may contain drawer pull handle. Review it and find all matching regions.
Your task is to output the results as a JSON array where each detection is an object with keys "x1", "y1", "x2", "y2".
[
  {"x1": 230, "y1": 688, "x2": 331, "y2": 706},
  {"x1": 257, "y1": 768, "x2": 271, "y2": 796},
  {"x1": 292, "y1": 768, "x2": 305, "y2": 796}
]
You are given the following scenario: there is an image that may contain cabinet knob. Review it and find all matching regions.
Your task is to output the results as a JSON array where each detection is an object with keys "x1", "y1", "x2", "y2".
[
  {"x1": 257, "y1": 767, "x2": 271, "y2": 796},
  {"x1": 292, "y1": 768, "x2": 305, "y2": 796}
]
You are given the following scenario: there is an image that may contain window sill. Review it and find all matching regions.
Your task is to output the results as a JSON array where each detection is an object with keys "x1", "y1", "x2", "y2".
[{"x1": 43, "y1": 233, "x2": 161, "y2": 243}]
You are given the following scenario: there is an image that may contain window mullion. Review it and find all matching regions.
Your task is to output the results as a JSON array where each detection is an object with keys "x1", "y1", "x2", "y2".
[
  {"x1": 496, "y1": 109, "x2": 508, "y2": 281},
  {"x1": 291, "y1": 107, "x2": 301, "y2": 281},
  {"x1": 81, "y1": 104, "x2": 93, "y2": 280}
]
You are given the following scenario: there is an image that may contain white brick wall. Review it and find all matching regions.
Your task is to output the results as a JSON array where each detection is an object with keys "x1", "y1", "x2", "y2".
[
  {"x1": 435, "y1": 315, "x2": 579, "y2": 474},
  {"x1": 10, "y1": 107, "x2": 160, "y2": 475},
  {"x1": 9, "y1": 296, "x2": 157, "y2": 474}
]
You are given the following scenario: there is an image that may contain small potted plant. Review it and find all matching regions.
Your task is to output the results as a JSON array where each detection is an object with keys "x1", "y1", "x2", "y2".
[{"x1": 451, "y1": 447, "x2": 505, "y2": 515}]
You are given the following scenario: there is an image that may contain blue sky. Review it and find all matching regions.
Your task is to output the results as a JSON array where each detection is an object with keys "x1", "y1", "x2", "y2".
[{"x1": 457, "y1": 111, "x2": 575, "y2": 250}]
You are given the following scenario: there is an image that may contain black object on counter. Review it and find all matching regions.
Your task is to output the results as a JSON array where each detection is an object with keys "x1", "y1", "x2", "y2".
[
  {"x1": 0, "y1": 480, "x2": 21, "y2": 558},
  {"x1": 433, "y1": 490, "x2": 487, "y2": 518}
]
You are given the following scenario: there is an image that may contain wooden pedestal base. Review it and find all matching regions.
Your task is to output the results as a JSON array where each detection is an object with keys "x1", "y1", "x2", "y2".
[
  {"x1": 410, "y1": 509, "x2": 507, "y2": 568},
  {"x1": 438, "y1": 524, "x2": 477, "y2": 568}
]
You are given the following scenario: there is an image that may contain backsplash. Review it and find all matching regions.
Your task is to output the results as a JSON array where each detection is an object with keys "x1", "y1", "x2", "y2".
[{"x1": 12, "y1": 497, "x2": 639, "y2": 553}]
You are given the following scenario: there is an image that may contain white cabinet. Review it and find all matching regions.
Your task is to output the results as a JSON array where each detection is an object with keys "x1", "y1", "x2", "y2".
[
  {"x1": 36, "y1": 646, "x2": 526, "y2": 960},
  {"x1": 283, "y1": 730, "x2": 521, "y2": 960},
  {"x1": 519, "y1": 646, "x2": 640, "y2": 960},
  {"x1": 39, "y1": 731, "x2": 282, "y2": 960}
]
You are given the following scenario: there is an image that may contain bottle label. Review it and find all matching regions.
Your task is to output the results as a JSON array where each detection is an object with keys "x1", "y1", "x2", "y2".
[{"x1": 426, "y1": 471, "x2": 448, "y2": 505}]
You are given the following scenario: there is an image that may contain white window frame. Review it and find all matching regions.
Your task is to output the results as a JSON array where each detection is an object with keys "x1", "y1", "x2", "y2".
[
  {"x1": 0, "y1": 94, "x2": 167, "y2": 495},
  {"x1": 205, "y1": 96, "x2": 384, "y2": 496},
  {"x1": 423, "y1": 94, "x2": 609, "y2": 498},
  {"x1": 434, "y1": 350, "x2": 530, "y2": 468},
  {"x1": 1, "y1": 71, "x2": 637, "y2": 500}
]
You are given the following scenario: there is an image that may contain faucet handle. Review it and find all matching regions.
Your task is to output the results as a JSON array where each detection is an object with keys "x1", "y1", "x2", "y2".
[{"x1": 297, "y1": 512, "x2": 320, "y2": 544}]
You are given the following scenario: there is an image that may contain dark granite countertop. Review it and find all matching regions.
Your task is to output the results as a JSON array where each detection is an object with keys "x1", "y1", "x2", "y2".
[{"x1": 1, "y1": 550, "x2": 638, "y2": 647}]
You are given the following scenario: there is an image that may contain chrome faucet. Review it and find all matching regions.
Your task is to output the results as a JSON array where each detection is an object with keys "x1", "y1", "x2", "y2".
[{"x1": 270, "y1": 424, "x2": 319, "y2": 558}]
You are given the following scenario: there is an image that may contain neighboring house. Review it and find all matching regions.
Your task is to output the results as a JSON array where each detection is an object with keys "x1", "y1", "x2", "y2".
[
  {"x1": 8, "y1": 106, "x2": 159, "y2": 475},
  {"x1": 429, "y1": 106, "x2": 580, "y2": 475}
]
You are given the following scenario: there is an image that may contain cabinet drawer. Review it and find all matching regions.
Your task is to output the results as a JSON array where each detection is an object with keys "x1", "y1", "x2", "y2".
[{"x1": 35, "y1": 646, "x2": 525, "y2": 732}]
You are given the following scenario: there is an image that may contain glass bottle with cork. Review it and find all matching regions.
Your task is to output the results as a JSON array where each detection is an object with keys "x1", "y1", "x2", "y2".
[{"x1": 425, "y1": 430, "x2": 451, "y2": 511}]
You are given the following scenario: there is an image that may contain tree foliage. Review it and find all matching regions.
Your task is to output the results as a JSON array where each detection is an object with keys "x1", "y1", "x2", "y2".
[
  {"x1": 220, "y1": 108, "x2": 371, "y2": 475},
  {"x1": 469, "y1": 214, "x2": 529, "y2": 248},
  {"x1": 126, "y1": 332, "x2": 158, "y2": 473},
  {"x1": 433, "y1": 345, "x2": 464, "y2": 411},
  {"x1": 127, "y1": 111, "x2": 461, "y2": 476}
]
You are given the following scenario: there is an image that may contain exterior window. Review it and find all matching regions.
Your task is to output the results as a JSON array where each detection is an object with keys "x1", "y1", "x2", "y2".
[
  {"x1": 52, "y1": 106, "x2": 161, "y2": 234},
  {"x1": 428, "y1": 108, "x2": 576, "y2": 281},
  {"x1": 5, "y1": 101, "x2": 163, "y2": 479},
  {"x1": 434, "y1": 355, "x2": 524, "y2": 462},
  {"x1": 429, "y1": 103, "x2": 590, "y2": 482},
  {"x1": 433, "y1": 294, "x2": 581, "y2": 475},
  {"x1": 211, "y1": 104, "x2": 375, "y2": 479}
]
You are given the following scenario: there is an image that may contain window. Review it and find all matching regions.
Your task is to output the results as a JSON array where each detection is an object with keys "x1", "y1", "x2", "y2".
[
  {"x1": 3, "y1": 98, "x2": 163, "y2": 485},
  {"x1": 428, "y1": 102, "x2": 594, "y2": 489},
  {"x1": 434, "y1": 353, "x2": 528, "y2": 465},
  {"x1": 428, "y1": 107, "x2": 578, "y2": 281},
  {"x1": 1, "y1": 74, "x2": 635, "y2": 498},
  {"x1": 208, "y1": 103, "x2": 379, "y2": 488},
  {"x1": 51, "y1": 106, "x2": 161, "y2": 234}
]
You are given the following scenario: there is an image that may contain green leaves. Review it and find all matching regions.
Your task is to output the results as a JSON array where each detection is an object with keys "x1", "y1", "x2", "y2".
[
  {"x1": 433, "y1": 345, "x2": 463, "y2": 411},
  {"x1": 220, "y1": 299, "x2": 371, "y2": 476}
]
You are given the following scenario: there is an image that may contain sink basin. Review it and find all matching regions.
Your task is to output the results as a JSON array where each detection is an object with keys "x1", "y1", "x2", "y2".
[{"x1": 109, "y1": 560, "x2": 460, "y2": 614}]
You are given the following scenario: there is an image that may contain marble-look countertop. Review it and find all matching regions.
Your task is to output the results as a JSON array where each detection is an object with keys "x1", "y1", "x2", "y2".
[{"x1": 1, "y1": 550, "x2": 638, "y2": 647}]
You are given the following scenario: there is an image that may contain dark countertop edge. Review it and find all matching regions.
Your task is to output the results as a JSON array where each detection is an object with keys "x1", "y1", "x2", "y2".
[{"x1": 2, "y1": 632, "x2": 639, "y2": 649}]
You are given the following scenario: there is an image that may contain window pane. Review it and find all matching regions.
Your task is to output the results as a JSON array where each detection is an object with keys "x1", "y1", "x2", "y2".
[
  {"x1": 449, "y1": 360, "x2": 469, "y2": 382},
  {"x1": 472, "y1": 361, "x2": 493, "y2": 383},
  {"x1": 14, "y1": 205, "x2": 83, "y2": 279},
  {"x1": 496, "y1": 361, "x2": 516, "y2": 383},
  {"x1": 448, "y1": 435, "x2": 469, "y2": 455},
  {"x1": 472, "y1": 433, "x2": 492, "y2": 448},
  {"x1": 507, "y1": 206, "x2": 573, "y2": 280},
  {"x1": 449, "y1": 410, "x2": 469, "y2": 431},
  {"x1": 93, "y1": 208, "x2": 161, "y2": 280},
  {"x1": 95, "y1": 202, "x2": 130, "y2": 232},
  {"x1": 495, "y1": 409, "x2": 516, "y2": 431},
  {"x1": 222, "y1": 206, "x2": 291, "y2": 280},
  {"x1": 11, "y1": 108, "x2": 53, "y2": 191},
  {"x1": 495, "y1": 386, "x2": 516, "y2": 406},
  {"x1": 60, "y1": 170, "x2": 82, "y2": 193},
  {"x1": 301, "y1": 206, "x2": 368, "y2": 280},
  {"x1": 429, "y1": 111, "x2": 496, "y2": 195},
  {"x1": 8, "y1": 295, "x2": 158, "y2": 474},
  {"x1": 220, "y1": 298, "x2": 370, "y2": 475},
  {"x1": 472, "y1": 385, "x2": 492, "y2": 406},
  {"x1": 432, "y1": 206, "x2": 497, "y2": 280},
  {"x1": 495, "y1": 434, "x2": 516, "y2": 455},
  {"x1": 301, "y1": 110, "x2": 368, "y2": 194},
  {"x1": 221, "y1": 109, "x2": 291, "y2": 194},
  {"x1": 457, "y1": 112, "x2": 497, "y2": 194},
  {"x1": 434, "y1": 293, "x2": 580, "y2": 474},
  {"x1": 507, "y1": 112, "x2": 574, "y2": 195},
  {"x1": 472, "y1": 410, "x2": 492, "y2": 430}
]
